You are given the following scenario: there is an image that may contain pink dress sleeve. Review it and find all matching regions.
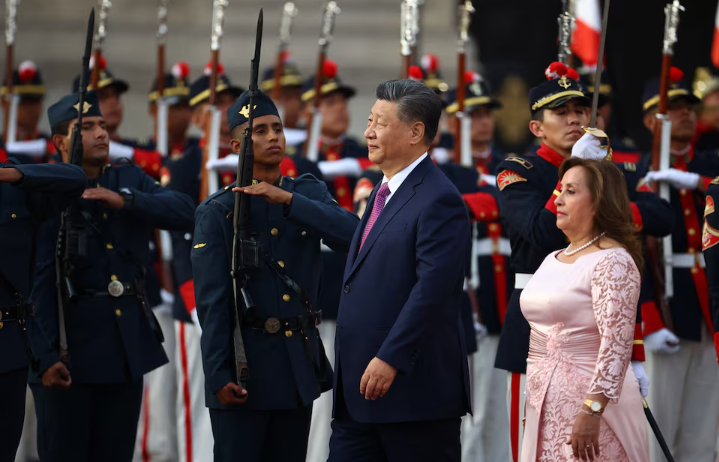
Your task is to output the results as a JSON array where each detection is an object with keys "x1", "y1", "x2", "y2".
[{"x1": 588, "y1": 250, "x2": 641, "y2": 402}]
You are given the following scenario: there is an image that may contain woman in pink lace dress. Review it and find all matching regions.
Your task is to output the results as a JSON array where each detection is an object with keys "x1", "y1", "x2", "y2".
[{"x1": 520, "y1": 158, "x2": 649, "y2": 461}]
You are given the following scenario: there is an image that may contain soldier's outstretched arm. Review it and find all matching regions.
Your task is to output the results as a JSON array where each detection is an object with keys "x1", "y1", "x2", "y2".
[
  {"x1": 496, "y1": 169, "x2": 566, "y2": 251},
  {"x1": 631, "y1": 190, "x2": 674, "y2": 237},
  {"x1": 1, "y1": 161, "x2": 87, "y2": 204},
  {"x1": 191, "y1": 203, "x2": 236, "y2": 394},
  {"x1": 284, "y1": 176, "x2": 360, "y2": 252},
  {"x1": 122, "y1": 167, "x2": 195, "y2": 231}
]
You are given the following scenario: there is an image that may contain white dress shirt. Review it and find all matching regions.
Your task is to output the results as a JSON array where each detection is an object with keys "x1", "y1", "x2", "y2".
[{"x1": 380, "y1": 152, "x2": 428, "y2": 206}]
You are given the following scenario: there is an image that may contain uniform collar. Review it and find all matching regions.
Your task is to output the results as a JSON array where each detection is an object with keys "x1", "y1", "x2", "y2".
[{"x1": 537, "y1": 143, "x2": 566, "y2": 168}]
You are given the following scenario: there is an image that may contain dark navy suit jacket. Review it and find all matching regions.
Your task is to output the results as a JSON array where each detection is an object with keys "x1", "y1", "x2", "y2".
[{"x1": 334, "y1": 155, "x2": 472, "y2": 423}]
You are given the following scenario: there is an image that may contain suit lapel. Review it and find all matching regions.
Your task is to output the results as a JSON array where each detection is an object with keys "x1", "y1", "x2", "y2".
[{"x1": 345, "y1": 156, "x2": 433, "y2": 282}]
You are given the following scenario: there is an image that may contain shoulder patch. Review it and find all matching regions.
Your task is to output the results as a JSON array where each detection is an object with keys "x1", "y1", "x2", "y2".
[
  {"x1": 703, "y1": 220, "x2": 719, "y2": 251},
  {"x1": 497, "y1": 169, "x2": 527, "y2": 191},
  {"x1": 193, "y1": 243, "x2": 206, "y2": 249},
  {"x1": 505, "y1": 157, "x2": 533, "y2": 169},
  {"x1": 705, "y1": 196, "x2": 715, "y2": 217},
  {"x1": 711, "y1": 176, "x2": 719, "y2": 185}
]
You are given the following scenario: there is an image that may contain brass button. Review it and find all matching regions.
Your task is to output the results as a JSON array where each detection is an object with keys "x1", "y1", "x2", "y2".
[
  {"x1": 489, "y1": 223, "x2": 498, "y2": 232},
  {"x1": 140, "y1": 161, "x2": 147, "y2": 168},
  {"x1": 271, "y1": 228, "x2": 279, "y2": 236},
  {"x1": 285, "y1": 330, "x2": 293, "y2": 338},
  {"x1": 106, "y1": 243, "x2": 114, "y2": 249},
  {"x1": 111, "y1": 275, "x2": 118, "y2": 281},
  {"x1": 301, "y1": 231, "x2": 307, "y2": 236},
  {"x1": 283, "y1": 294, "x2": 290, "y2": 302},
  {"x1": 0, "y1": 321, "x2": 3, "y2": 329},
  {"x1": 685, "y1": 209, "x2": 691, "y2": 216},
  {"x1": 480, "y1": 212, "x2": 485, "y2": 218},
  {"x1": 103, "y1": 213, "x2": 108, "y2": 220},
  {"x1": 115, "y1": 309, "x2": 122, "y2": 317},
  {"x1": 688, "y1": 229, "x2": 696, "y2": 236},
  {"x1": 278, "y1": 261, "x2": 285, "y2": 268},
  {"x1": 337, "y1": 188, "x2": 346, "y2": 197},
  {"x1": 10, "y1": 213, "x2": 16, "y2": 219},
  {"x1": 691, "y1": 267, "x2": 698, "y2": 274},
  {"x1": 495, "y1": 264, "x2": 502, "y2": 273},
  {"x1": 680, "y1": 189, "x2": 686, "y2": 196}
]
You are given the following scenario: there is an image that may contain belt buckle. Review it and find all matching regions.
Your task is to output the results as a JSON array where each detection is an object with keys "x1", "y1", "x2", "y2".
[
  {"x1": 108, "y1": 280, "x2": 125, "y2": 298},
  {"x1": 264, "y1": 317, "x2": 280, "y2": 334}
]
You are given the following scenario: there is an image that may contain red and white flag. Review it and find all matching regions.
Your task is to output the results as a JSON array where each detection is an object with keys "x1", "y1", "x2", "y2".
[
  {"x1": 712, "y1": 1, "x2": 719, "y2": 68},
  {"x1": 571, "y1": 0, "x2": 601, "y2": 68}
]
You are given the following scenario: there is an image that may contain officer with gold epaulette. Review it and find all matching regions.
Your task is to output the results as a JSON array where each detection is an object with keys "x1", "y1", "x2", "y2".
[
  {"x1": 1, "y1": 60, "x2": 57, "y2": 163},
  {"x1": 703, "y1": 176, "x2": 719, "y2": 362},
  {"x1": 191, "y1": 90, "x2": 359, "y2": 462},
  {"x1": 27, "y1": 90, "x2": 195, "y2": 462}
]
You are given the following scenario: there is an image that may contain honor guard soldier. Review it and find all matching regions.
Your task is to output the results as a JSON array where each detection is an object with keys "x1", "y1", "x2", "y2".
[
  {"x1": 72, "y1": 58, "x2": 164, "y2": 179},
  {"x1": 133, "y1": 60, "x2": 199, "y2": 462},
  {"x1": 0, "y1": 154, "x2": 85, "y2": 462},
  {"x1": 416, "y1": 54, "x2": 454, "y2": 154},
  {"x1": 639, "y1": 66, "x2": 719, "y2": 462},
  {"x1": 702, "y1": 177, "x2": 719, "y2": 360},
  {"x1": 27, "y1": 90, "x2": 195, "y2": 462},
  {"x1": 191, "y1": 90, "x2": 359, "y2": 462},
  {"x1": 495, "y1": 62, "x2": 667, "y2": 461},
  {"x1": 1, "y1": 60, "x2": 56, "y2": 163},
  {"x1": 260, "y1": 55, "x2": 305, "y2": 146},
  {"x1": 444, "y1": 73, "x2": 513, "y2": 462}
]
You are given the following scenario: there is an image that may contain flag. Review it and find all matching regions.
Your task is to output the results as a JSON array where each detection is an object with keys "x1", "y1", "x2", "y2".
[
  {"x1": 712, "y1": 1, "x2": 719, "y2": 68},
  {"x1": 572, "y1": 0, "x2": 601, "y2": 68}
]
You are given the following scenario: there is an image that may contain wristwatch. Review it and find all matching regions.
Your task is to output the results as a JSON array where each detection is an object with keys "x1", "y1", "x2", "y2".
[
  {"x1": 584, "y1": 399, "x2": 604, "y2": 415},
  {"x1": 119, "y1": 188, "x2": 134, "y2": 210}
]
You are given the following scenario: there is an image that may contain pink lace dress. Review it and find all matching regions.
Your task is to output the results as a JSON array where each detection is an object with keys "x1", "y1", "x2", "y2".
[{"x1": 520, "y1": 248, "x2": 649, "y2": 462}]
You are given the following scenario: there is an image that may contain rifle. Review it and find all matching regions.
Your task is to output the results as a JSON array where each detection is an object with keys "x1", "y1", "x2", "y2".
[
  {"x1": 646, "y1": 0, "x2": 684, "y2": 333},
  {"x1": 154, "y1": 0, "x2": 174, "y2": 295},
  {"x1": 199, "y1": 0, "x2": 228, "y2": 202},
  {"x1": 400, "y1": 0, "x2": 419, "y2": 79},
  {"x1": 230, "y1": 9, "x2": 264, "y2": 388},
  {"x1": 270, "y1": 2, "x2": 297, "y2": 103},
  {"x1": 557, "y1": 0, "x2": 575, "y2": 67},
  {"x1": 455, "y1": 0, "x2": 474, "y2": 166},
  {"x1": 3, "y1": 0, "x2": 18, "y2": 145},
  {"x1": 55, "y1": 9, "x2": 95, "y2": 362},
  {"x1": 90, "y1": 0, "x2": 112, "y2": 90},
  {"x1": 304, "y1": 1, "x2": 340, "y2": 162}
]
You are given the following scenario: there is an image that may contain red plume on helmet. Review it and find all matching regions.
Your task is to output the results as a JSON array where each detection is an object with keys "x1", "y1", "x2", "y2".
[
  {"x1": 322, "y1": 59, "x2": 338, "y2": 80},
  {"x1": 421, "y1": 54, "x2": 438, "y2": 74},
  {"x1": 89, "y1": 55, "x2": 107, "y2": 71},
  {"x1": 408, "y1": 65, "x2": 424, "y2": 81},
  {"x1": 464, "y1": 71, "x2": 480, "y2": 84},
  {"x1": 545, "y1": 62, "x2": 568, "y2": 80},
  {"x1": 669, "y1": 66, "x2": 684, "y2": 83},
  {"x1": 204, "y1": 61, "x2": 225, "y2": 76},
  {"x1": 172, "y1": 61, "x2": 190, "y2": 81},
  {"x1": 566, "y1": 68, "x2": 579, "y2": 81},
  {"x1": 18, "y1": 60, "x2": 37, "y2": 83}
]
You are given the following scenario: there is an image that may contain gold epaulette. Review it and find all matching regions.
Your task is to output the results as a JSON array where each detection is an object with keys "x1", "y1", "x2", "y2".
[{"x1": 506, "y1": 157, "x2": 533, "y2": 170}]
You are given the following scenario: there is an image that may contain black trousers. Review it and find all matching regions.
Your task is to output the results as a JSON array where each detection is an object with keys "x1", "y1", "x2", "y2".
[
  {"x1": 210, "y1": 405, "x2": 313, "y2": 462},
  {"x1": 31, "y1": 379, "x2": 142, "y2": 462},
  {"x1": 0, "y1": 366, "x2": 28, "y2": 462},
  {"x1": 327, "y1": 385, "x2": 461, "y2": 462}
]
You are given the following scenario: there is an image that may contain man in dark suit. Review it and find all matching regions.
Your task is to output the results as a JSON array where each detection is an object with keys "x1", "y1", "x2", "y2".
[{"x1": 328, "y1": 79, "x2": 472, "y2": 462}]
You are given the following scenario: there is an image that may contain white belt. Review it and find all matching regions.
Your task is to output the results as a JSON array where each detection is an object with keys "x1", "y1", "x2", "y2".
[
  {"x1": 321, "y1": 242, "x2": 333, "y2": 253},
  {"x1": 515, "y1": 273, "x2": 533, "y2": 290},
  {"x1": 474, "y1": 237, "x2": 512, "y2": 257},
  {"x1": 671, "y1": 253, "x2": 705, "y2": 269}
]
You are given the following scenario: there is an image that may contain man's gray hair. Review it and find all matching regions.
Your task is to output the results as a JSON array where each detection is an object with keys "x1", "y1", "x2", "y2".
[{"x1": 375, "y1": 79, "x2": 442, "y2": 145}]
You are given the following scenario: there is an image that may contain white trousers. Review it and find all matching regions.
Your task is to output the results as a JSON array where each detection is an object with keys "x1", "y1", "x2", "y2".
[
  {"x1": 645, "y1": 325, "x2": 719, "y2": 462},
  {"x1": 15, "y1": 387, "x2": 38, "y2": 462},
  {"x1": 133, "y1": 308, "x2": 178, "y2": 462},
  {"x1": 462, "y1": 335, "x2": 510, "y2": 462},
  {"x1": 505, "y1": 372, "x2": 526, "y2": 462},
  {"x1": 174, "y1": 320, "x2": 214, "y2": 462},
  {"x1": 306, "y1": 320, "x2": 336, "y2": 462}
]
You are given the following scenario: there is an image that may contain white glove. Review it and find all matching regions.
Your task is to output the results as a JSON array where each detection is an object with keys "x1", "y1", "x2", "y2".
[
  {"x1": 190, "y1": 308, "x2": 203, "y2": 336},
  {"x1": 631, "y1": 361, "x2": 649, "y2": 398},
  {"x1": 205, "y1": 154, "x2": 239, "y2": 172},
  {"x1": 5, "y1": 139, "x2": 47, "y2": 158},
  {"x1": 474, "y1": 321, "x2": 488, "y2": 342},
  {"x1": 644, "y1": 327, "x2": 680, "y2": 354},
  {"x1": 317, "y1": 158, "x2": 362, "y2": 180},
  {"x1": 108, "y1": 140, "x2": 135, "y2": 160},
  {"x1": 571, "y1": 132, "x2": 607, "y2": 161},
  {"x1": 480, "y1": 174, "x2": 496, "y2": 186},
  {"x1": 643, "y1": 168, "x2": 700, "y2": 191}
]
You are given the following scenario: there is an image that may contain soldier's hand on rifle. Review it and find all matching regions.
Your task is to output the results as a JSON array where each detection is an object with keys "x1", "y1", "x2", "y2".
[
  {"x1": 233, "y1": 183, "x2": 293, "y2": 205},
  {"x1": 42, "y1": 361, "x2": 72, "y2": 390},
  {"x1": 643, "y1": 169, "x2": 701, "y2": 191},
  {"x1": 82, "y1": 186, "x2": 125, "y2": 210},
  {"x1": 217, "y1": 382, "x2": 248, "y2": 406}
]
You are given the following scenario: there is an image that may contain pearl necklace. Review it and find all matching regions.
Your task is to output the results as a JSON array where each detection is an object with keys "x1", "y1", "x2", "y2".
[{"x1": 564, "y1": 232, "x2": 606, "y2": 256}]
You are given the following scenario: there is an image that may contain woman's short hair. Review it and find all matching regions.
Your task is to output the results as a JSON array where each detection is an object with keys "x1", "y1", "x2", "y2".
[{"x1": 558, "y1": 157, "x2": 644, "y2": 271}]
